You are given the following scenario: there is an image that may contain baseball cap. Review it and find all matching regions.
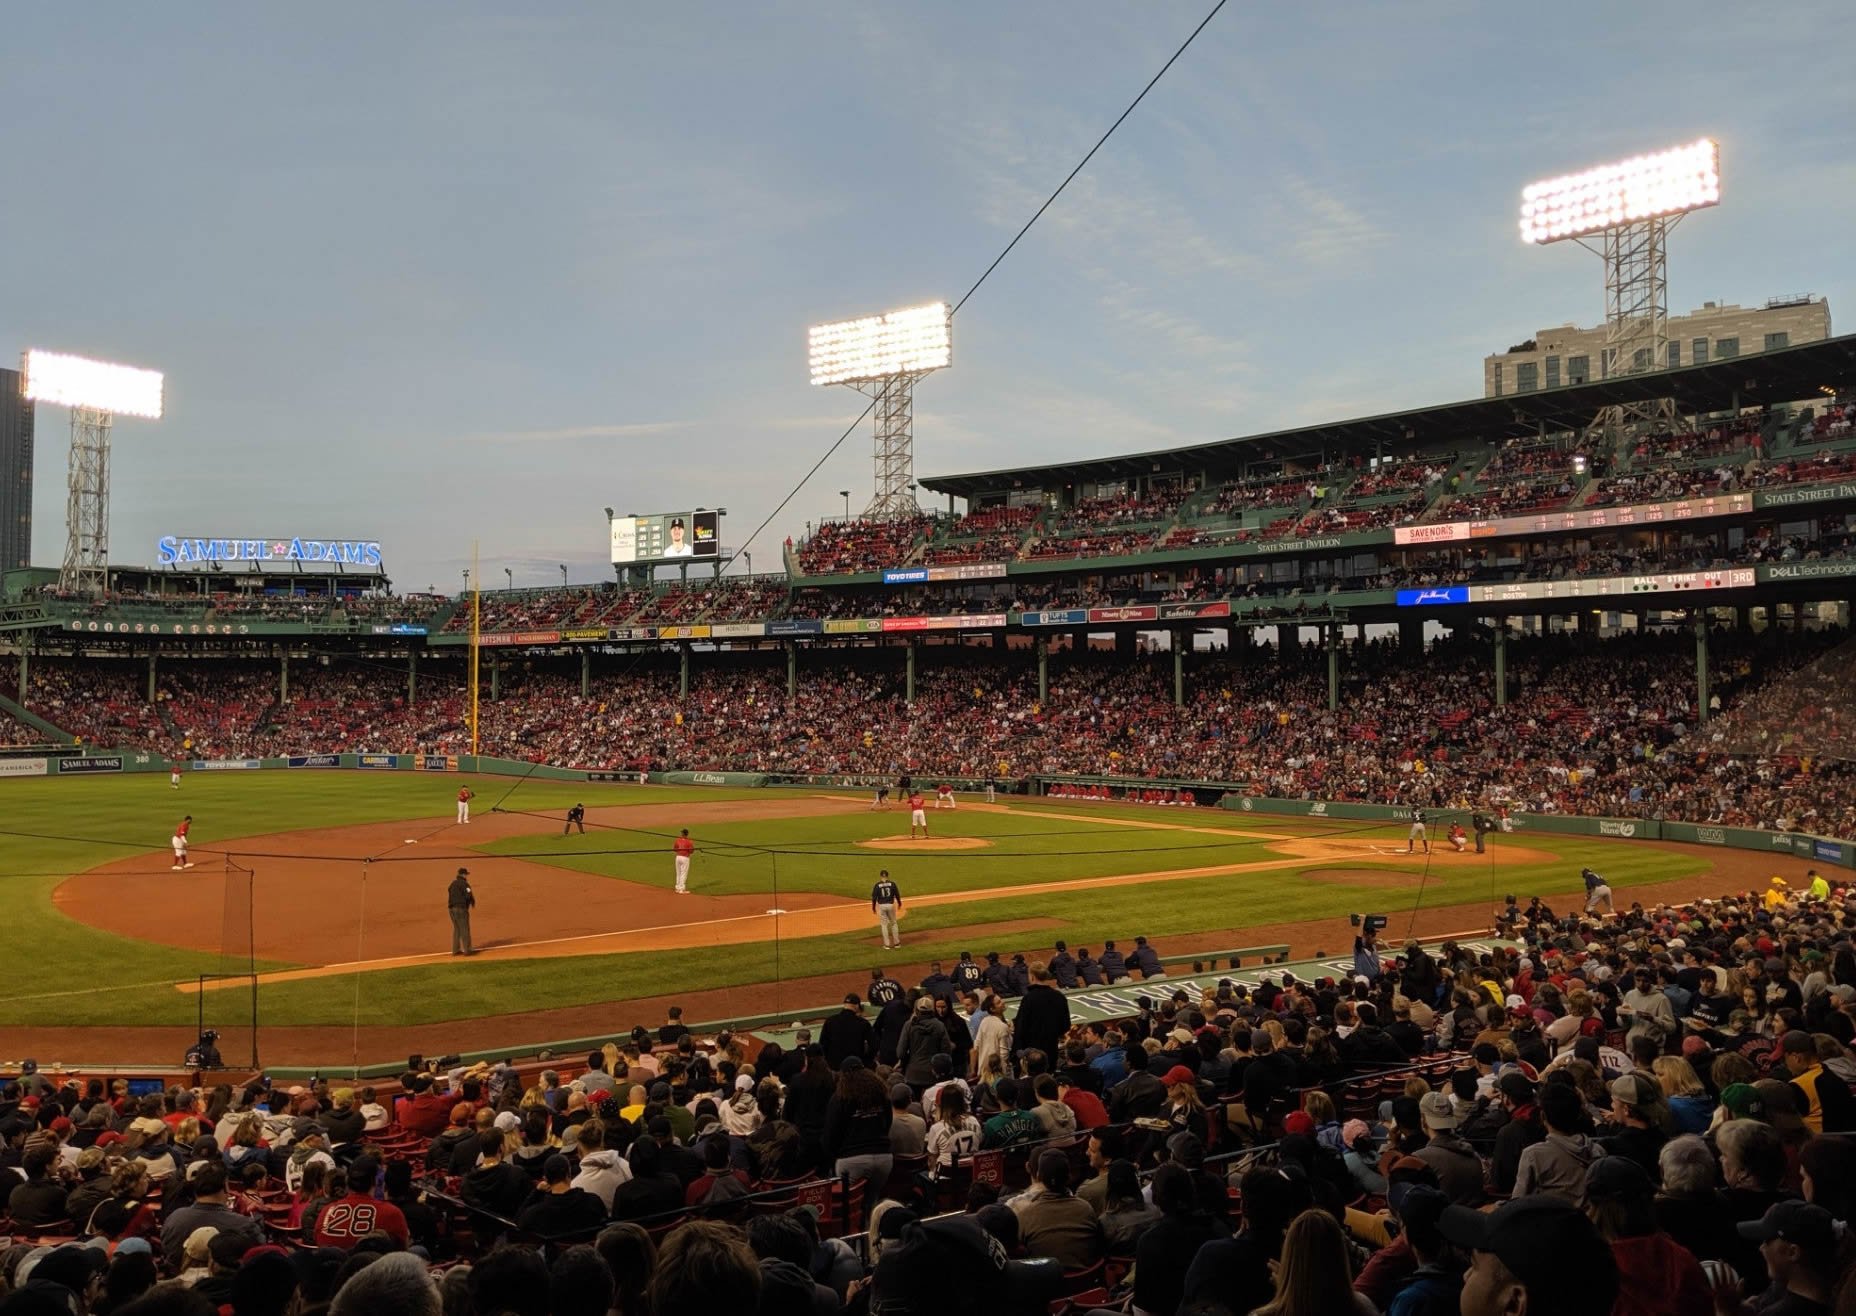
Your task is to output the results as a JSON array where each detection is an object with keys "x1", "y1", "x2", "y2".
[
  {"x1": 1609, "y1": 1073, "x2": 1659, "y2": 1108},
  {"x1": 492, "y1": 1111, "x2": 521, "y2": 1132},
  {"x1": 1781, "y1": 1031, "x2": 1817, "y2": 1055},
  {"x1": 1440, "y1": 1196, "x2": 1618, "y2": 1311},
  {"x1": 869, "y1": 1214, "x2": 1061, "y2": 1315},
  {"x1": 1585, "y1": 1155, "x2": 1653, "y2": 1201},
  {"x1": 734, "y1": 1075, "x2": 754, "y2": 1092},
  {"x1": 1161, "y1": 1066, "x2": 1196, "y2": 1087},
  {"x1": 1418, "y1": 1091, "x2": 1459, "y2": 1129},
  {"x1": 1282, "y1": 1112, "x2": 1316, "y2": 1137},
  {"x1": 1497, "y1": 1071, "x2": 1536, "y2": 1102},
  {"x1": 1737, "y1": 1200, "x2": 1837, "y2": 1253},
  {"x1": 1720, "y1": 1083, "x2": 1765, "y2": 1118},
  {"x1": 1341, "y1": 1118, "x2": 1373, "y2": 1149}
]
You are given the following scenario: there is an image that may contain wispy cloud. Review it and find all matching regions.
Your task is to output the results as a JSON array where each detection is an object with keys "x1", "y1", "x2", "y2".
[
  {"x1": 1279, "y1": 176, "x2": 1388, "y2": 268},
  {"x1": 459, "y1": 421, "x2": 690, "y2": 444}
]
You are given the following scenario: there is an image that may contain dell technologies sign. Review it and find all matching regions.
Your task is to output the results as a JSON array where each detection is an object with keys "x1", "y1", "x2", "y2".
[{"x1": 157, "y1": 536, "x2": 384, "y2": 570}]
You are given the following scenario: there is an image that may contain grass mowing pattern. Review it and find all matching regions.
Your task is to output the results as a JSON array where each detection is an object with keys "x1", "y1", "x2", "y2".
[{"x1": 0, "y1": 776, "x2": 1707, "y2": 1028}]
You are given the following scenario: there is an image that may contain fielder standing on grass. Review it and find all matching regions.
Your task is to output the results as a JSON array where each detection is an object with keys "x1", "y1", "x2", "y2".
[
  {"x1": 448, "y1": 867, "x2": 476, "y2": 955},
  {"x1": 564, "y1": 803, "x2": 586, "y2": 835},
  {"x1": 673, "y1": 829, "x2": 694, "y2": 894},
  {"x1": 171, "y1": 815, "x2": 194, "y2": 870},
  {"x1": 456, "y1": 786, "x2": 474, "y2": 825},
  {"x1": 170, "y1": 760, "x2": 182, "y2": 790},
  {"x1": 871, "y1": 870, "x2": 903, "y2": 950}
]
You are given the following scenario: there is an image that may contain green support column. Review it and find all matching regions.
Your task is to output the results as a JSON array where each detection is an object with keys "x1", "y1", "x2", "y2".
[
  {"x1": 1173, "y1": 636, "x2": 1185, "y2": 708},
  {"x1": 17, "y1": 646, "x2": 26, "y2": 700},
  {"x1": 1399, "y1": 618, "x2": 1423, "y2": 657},
  {"x1": 148, "y1": 651, "x2": 157, "y2": 704},
  {"x1": 679, "y1": 642, "x2": 690, "y2": 698},
  {"x1": 1326, "y1": 624, "x2": 1339, "y2": 711},
  {"x1": 1276, "y1": 625, "x2": 1293, "y2": 663},
  {"x1": 280, "y1": 652, "x2": 289, "y2": 703},
  {"x1": 905, "y1": 640, "x2": 916, "y2": 705},
  {"x1": 1036, "y1": 637, "x2": 1048, "y2": 706},
  {"x1": 581, "y1": 647, "x2": 590, "y2": 698},
  {"x1": 786, "y1": 641, "x2": 797, "y2": 702},
  {"x1": 1493, "y1": 624, "x2": 1507, "y2": 707},
  {"x1": 490, "y1": 654, "x2": 500, "y2": 701},
  {"x1": 407, "y1": 650, "x2": 417, "y2": 706},
  {"x1": 1116, "y1": 629, "x2": 1136, "y2": 659},
  {"x1": 1695, "y1": 618, "x2": 1710, "y2": 723}
]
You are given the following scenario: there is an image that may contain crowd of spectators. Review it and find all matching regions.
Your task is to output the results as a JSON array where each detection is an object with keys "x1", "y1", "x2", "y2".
[
  {"x1": 18, "y1": 626, "x2": 1856, "y2": 837},
  {"x1": 15, "y1": 880, "x2": 1856, "y2": 1314},
  {"x1": 794, "y1": 516, "x2": 935, "y2": 577}
]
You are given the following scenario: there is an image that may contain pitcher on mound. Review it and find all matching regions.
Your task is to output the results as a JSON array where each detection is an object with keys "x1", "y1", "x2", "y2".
[{"x1": 907, "y1": 790, "x2": 928, "y2": 840}]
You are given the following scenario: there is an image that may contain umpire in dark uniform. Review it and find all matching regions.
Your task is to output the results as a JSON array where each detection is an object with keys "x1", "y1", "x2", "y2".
[
  {"x1": 564, "y1": 803, "x2": 586, "y2": 835},
  {"x1": 448, "y1": 867, "x2": 476, "y2": 956}
]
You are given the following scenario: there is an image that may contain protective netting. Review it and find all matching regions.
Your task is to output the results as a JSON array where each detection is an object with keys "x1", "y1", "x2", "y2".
[{"x1": 1706, "y1": 632, "x2": 1856, "y2": 763}]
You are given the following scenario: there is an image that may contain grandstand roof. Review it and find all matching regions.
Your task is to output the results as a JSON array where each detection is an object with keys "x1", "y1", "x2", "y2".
[{"x1": 922, "y1": 332, "x2": 1856, "y2": 498}]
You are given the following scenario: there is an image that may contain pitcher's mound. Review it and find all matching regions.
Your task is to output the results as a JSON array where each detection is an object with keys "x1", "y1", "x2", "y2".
[{"x1": 856, "y1": 836, "x2": 993, "y2": 852}]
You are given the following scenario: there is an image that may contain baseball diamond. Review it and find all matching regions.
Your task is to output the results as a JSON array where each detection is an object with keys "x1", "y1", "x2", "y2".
[{"x1": 7, "y1": 11, "x2": 1856, "y2": 1310}]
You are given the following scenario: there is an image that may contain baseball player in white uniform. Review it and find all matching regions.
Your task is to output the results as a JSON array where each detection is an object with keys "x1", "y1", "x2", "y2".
[
  {"x1": 172, "y1": 815, "x2": 194, "y2": 870},
  {"x1": 456, "y1": 787, "x2": 473, "y2": 824}
]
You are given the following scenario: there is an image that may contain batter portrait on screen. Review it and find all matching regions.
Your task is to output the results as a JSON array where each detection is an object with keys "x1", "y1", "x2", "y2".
[{"x1": 663, "y1": 517, "x2": 694, "y2": 557}]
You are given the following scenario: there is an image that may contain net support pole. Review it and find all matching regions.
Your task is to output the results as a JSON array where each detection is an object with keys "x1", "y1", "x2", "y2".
[
  {"x1": 1036, "y1": 637, "x2": 1048, "y2": 706},
  {"x1": 905, "y1": 640, "x2": 916, "y2": 705},
  {"x1": 407, "y1": 649, "x2": 417, "y2": 706},
  {"x1": 679, "y1": 642, "x2": 690, "y2": 698},
  {"x1": 1493, "y1": 624, "x2": 1507, "y2": 708},
  {"x1": 1695, "y1": 617, "x2": 1710, "y2": 723},
  {"x1": 1173, "y1": 634, "x2": 1185, "y2": 708},
  {"x1": 279, "y1": 651, "x2": 288, "y2": 703},
  {"x1": 1325, "y1": 624, "x2": 1339, "y2": 712},
  {"x1": 147, "y1": 651, "x2": 156, "y2": 704},
  {"x1": 785, "y1": 640, "x2": 797, "y2": 703},
  {"x1": 581, "y1": 647, "x2": 590, "y2": 698},
  {"x1": 16, "y1": 645, "x2": 25, "y2": 698}
]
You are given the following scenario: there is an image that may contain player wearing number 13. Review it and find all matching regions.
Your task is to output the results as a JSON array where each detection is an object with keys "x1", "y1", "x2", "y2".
[
  {"x1": 871, "y1": 870, "x2": 903, "y2": 949},
  {"x1": 314, "y1": 1159, "x2": 409, "y2": 1249}
]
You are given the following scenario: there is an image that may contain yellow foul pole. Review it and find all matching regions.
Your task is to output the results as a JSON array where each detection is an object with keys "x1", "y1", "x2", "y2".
[{"x1": 469, "y1": 541, "x2": 481, "y2": 755}]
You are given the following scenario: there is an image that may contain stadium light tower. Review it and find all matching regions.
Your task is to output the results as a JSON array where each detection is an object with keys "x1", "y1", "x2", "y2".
[
  {"x1": 21, "y1": 349, "x2": 165, "y2": 596},
  {"x1": 1519, "y1": 139, "x2": 1719, "y2": 428},
  {"x1": 808, "y1": 302, "x2": 951, "y2": 519}
]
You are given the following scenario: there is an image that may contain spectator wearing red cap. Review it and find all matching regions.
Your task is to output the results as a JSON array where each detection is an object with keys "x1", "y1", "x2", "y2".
[{"x1": 1160, "y1": 1066, "x2": 1208, "y2": 1143}]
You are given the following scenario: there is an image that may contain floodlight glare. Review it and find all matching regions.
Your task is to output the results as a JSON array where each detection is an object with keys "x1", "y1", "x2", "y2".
[
  {"x1": 1518, "y1": 139, "x2": 1719, "y2": 245},
  {"x1": 808, "y1": 302, "x2": 951, "y2": 387},
  {"x1": 22, "y1": 349, "x2": 165, "y2": 418}
]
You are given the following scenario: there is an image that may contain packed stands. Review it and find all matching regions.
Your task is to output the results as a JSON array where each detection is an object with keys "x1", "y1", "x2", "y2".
[
  {"x1": 794, "y1": 514, "x2": 934, "y2": 575},
  {"x1": 15, "y1": 625, "x2": 1856, "y2": 835},
  {"x1": 9, "y1": 877, "x2": 1856, "y2": 1314}
]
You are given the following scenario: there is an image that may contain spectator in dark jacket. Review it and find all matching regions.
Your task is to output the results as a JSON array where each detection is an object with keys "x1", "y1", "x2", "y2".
[
  {"x1": 1099, "y1": 942, "x2": 1128, "y2": 983},
  {"x1": 896, "y1": 998, "x2": 953, "y2": 1089},
  {"x1": 820, "y1": 995, "x2": 875, "y2": 1069},
  {"x1": 1130, "y1": 937, "x2": 1164, "y2": 978},
  {"x1": 1013, "y1": 963, "x2": 1072, "y2": 1067},
  {"x1": 1489, "y1": 1071, "x2": 1546, "y2": 1195}
]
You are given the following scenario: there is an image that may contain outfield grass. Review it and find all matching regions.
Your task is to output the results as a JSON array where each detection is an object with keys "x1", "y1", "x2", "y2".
[
  {"x1": 477, "y1": 807, "x2": 1280, "y2": 899},
  {"x1": 0, "y1": 775, "x2": 1710, "y2": 1030}
]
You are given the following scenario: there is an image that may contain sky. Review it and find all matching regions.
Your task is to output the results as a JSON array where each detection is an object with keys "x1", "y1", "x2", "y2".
[{"x1": 4, "y1": 2, "x2": 1853, "y2": 593}]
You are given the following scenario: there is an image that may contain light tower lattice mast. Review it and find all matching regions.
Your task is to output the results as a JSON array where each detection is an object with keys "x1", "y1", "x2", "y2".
[
  {"x1": 808, "y1": 303, "x2": 952, "y2": 520},
  {"x1": 21, "y1": 350, "x2": 165, "y2": 597},
  {"x1": 1520, "y1": 139, "x2": 1719, "y2": 432},
  {"x1": 63, "y1": 407, "x2": 113, "y2": 596}
]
